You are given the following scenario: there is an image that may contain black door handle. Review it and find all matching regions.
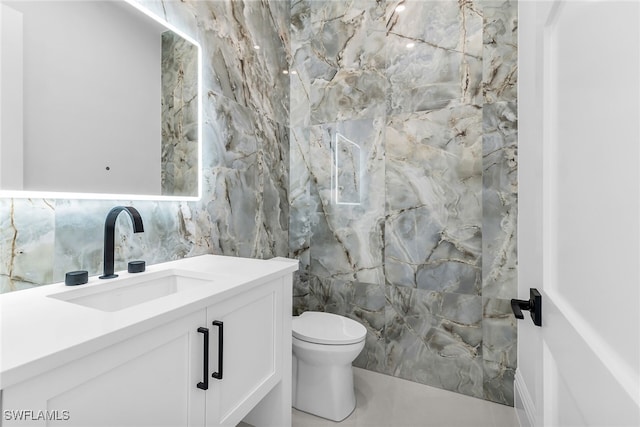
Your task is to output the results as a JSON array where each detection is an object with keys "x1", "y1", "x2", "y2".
[
  {"x1": 511, "y1": 288, "x2": 542, "y2": 327},
  {"x1": 197, "y1": 327, "x2": 209, "y2": 390},
  {"x1": 212, "y1": 320, "x2": 223, "y2": 380}
]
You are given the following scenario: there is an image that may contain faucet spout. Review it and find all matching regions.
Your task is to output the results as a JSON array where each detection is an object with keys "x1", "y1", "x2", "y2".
[{"x1": 99, "y1": 206, "x2": 144, "y2": 279}]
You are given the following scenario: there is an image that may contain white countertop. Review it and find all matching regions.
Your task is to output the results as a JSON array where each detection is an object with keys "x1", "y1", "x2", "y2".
[{"x1": 0, "y1": 254, "x2": 298, "y2": 389}]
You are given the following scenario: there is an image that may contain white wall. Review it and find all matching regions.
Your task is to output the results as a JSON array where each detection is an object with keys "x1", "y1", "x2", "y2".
[
  {"x1": 5, "y1": 1, "x2": 163, "y2": 195},
  {"x1": 0, "y1": 3, "x2": 24, "y2": 190}
]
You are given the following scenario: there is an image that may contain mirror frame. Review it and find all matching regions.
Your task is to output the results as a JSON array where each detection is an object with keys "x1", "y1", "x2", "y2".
[{"x1": 0, "y1": 0, "x2": 203, "y2": 201}]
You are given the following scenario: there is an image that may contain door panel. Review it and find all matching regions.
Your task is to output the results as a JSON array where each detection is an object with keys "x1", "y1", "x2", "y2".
[
  {"x1": 519, "y1": 1, "x2": 640, "y2": 425},
  {"x1": 544, "y1": 0, "x2": 640, "y2": 369},
  {"x1": 544, "y1": 297, "x2": 638, "y2": 425}
]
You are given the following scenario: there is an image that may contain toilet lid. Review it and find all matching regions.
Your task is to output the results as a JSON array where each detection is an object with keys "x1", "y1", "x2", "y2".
[{"x1": 292, "y1": 312, "x2": 367, "y2": 345}]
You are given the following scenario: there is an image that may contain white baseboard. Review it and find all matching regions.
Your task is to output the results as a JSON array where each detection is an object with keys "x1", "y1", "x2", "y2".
[{"x1": 514, "y1": 369, "x2": 536, "y2": 427}]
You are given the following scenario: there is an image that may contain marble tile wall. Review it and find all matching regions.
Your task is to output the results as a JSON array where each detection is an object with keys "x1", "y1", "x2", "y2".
[
  {"x1": 290, "y1": 0, "x2": 518, "y2": 406},
  {"x1": 0, "y1": 0, "x2": 291, "y2": 291},
  {"x1": 160, "y1": 30, "x2": 199, "y2": 197}
]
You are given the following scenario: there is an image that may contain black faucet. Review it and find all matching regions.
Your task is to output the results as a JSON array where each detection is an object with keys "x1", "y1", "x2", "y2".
[{"x1": 99, "y1": 206, "x2": 144, "y2": 279}]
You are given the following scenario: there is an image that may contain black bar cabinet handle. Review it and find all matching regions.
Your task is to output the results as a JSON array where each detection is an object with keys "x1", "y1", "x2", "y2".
[
  {"x1": 197, "y1": 327, "x2": 209, "y2": 390},
  {"x1": 212, "y1": 320, "x2": 223, "y2": 380}
]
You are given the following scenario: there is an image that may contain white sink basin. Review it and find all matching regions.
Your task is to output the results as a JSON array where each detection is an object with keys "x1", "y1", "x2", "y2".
[{"x1": 48, "y1": 269, "x2": 213, "y2": 312}]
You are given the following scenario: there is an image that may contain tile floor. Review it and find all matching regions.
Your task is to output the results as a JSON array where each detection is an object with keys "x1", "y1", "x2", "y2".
[{"x1": 291, "y1": 367, "x2": 519, "y2": 427}]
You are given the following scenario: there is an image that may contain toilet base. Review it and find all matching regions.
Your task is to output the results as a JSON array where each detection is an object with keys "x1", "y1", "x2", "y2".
[{"x1": 292, "y1": 353, "x2": 357, "y2": 422}]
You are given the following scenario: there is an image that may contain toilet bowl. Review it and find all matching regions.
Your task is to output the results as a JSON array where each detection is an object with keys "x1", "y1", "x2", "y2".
[{"x1": 292, "y1": 311, "x2": 367, "y2": 422}]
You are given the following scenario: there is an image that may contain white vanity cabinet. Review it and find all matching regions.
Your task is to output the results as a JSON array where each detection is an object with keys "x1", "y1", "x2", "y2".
[
  {"x1": 1, "y1": 271, "x2": 292, "y2": 427},
  {"x1": 1, "y1": 310, "x2": 207, "y2": 427}
]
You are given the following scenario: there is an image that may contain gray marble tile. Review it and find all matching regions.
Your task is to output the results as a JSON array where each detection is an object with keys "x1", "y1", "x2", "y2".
[
  {"x1": 289, "y1": 127, "x2": 311, "y2": 272},
  {"x1": 386, "y1": 39, "x2": 465, "y2": 115},
  {"x1": 290, "y1": 47, "x2": 312, "y2": 129},
  {"x1": 308, "y1": 208, "x2": 385, "y2": 285},
  {"x1": 385, "y1": 286, "x2": 484, "y2": 399},
  {"x1": 198, "y1": 92, "x2": 261, "y2": 258},
  {"x1": 310, "y1": 68, "x2": 387, "y2": 124},
  {"x1": 350, "y1": 282, "x2": 387, "y2": 373},
  {"x1": 482, "y1": 298, "x2": 516, "y2": 365},
  {"x1": 207, "y1": 92, "x2": 260, "y2": 171},
  {"x1": 483, "y1": 360, "x2": 515, "y2": 406},
  {"x1": 482, "y1": 101, "x2": 517, "y2": 299},
  {"x1": 290, "y1": 0, "x2": 312, "y2": 128},
  {"x1": 307, "y1": 119, "x2": 386, "y2": 285},
  {"x1": 189, "y1": 1, "x2": 290, "y2": 125},
  {"x1": 257, "y1": 116, "x2": 290, "y2": 258},
  {"x1": 463, "y1": 0, "x2": 485, "y2": 106},
  {"x1": 0, "y1": 199, "x2": 55, "y2": 292},
  {"x1": 482, "y1": 297, "x2": 516, "y2": 406},
  {"x1": 199, "y1": 90, "x2": 289, "y2": 260},
  {"x1": 386, "y1": 0, "x2": 483, "y2": 114},
  {"x1": 296, "y1": 0, "x2": 387, "y2": 124},
  {"x1": 263, "y1": 0, "x2": 292, "y2": 59},
  {"x1": 240, "y1": 0, "x2": 291, "y2": 124},
  {"x1": 52, "y1": 201, "x2": 109, "y2": 281},
  {"x1": 308, "y1": 278, "x2": 386, "y2": 324},
  {"x1": 292, "y1": 271, "x2": 310, "y2": 316},
  {"x1": 178, "y1": 200, "x2": 214, "y2": 258},
  {"x1": 481, "y1": 0, "x2": 518, "y2": 103},
  {"x1": 385, "y1": 105, "x2": 482, "y2": 294},
  {"x1": 205, "y1": 167, "x2": 262, "y2": 258},
  {"x1": 161, "y1": 31, "x2": 199, "y2": 197},
  {"x1": 138, "y1": 0, "x2": 291, "y2": 125}
]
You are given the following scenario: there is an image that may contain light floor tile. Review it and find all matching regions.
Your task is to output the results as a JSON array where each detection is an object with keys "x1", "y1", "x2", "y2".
[{"x1": 292, "y1": 367, "x2": 519, "y2": 427}]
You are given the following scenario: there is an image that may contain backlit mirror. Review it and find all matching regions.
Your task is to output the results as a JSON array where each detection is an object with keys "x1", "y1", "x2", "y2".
[{"x1": 0, "y1": 0, "x2": 201, "y2": 200}]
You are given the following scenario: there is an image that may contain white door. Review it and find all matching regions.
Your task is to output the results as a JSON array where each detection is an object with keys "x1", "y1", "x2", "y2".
[{"x1": 518, "y1": 1, "x2": 640, "y2": 426}]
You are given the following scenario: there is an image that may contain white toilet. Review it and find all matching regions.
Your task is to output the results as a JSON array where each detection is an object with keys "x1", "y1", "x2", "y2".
[{"x1": 292, "y1": 311, "x2": 367, "y2": 422}]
